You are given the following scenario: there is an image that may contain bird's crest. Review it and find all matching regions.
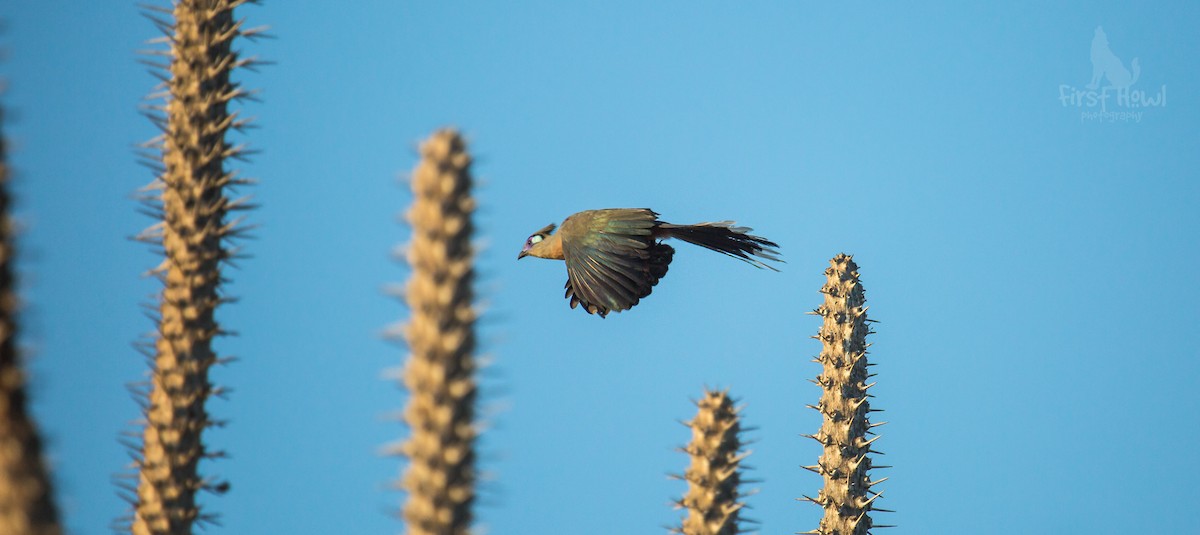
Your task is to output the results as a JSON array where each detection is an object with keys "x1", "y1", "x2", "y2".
[{"x1": 521, "y1": 223, "x2": 557, "y2": 256}]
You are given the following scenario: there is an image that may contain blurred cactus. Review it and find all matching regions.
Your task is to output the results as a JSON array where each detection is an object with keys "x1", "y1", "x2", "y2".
[
  {"x1": 128, "y1": 1, "x2": 261, "y2": 533},
  {"x1": 801, "y1": 254, "x2": 890, "y2": 535},
  {"x1": 0, "y1": 87, "x2": 63, "y2": 535},
  {"x1": 393, "y1": 129, "x2": 478, "y2": 535},
  {"x1": 674, "y1": 388, "x2": 749, "y2": 535}
]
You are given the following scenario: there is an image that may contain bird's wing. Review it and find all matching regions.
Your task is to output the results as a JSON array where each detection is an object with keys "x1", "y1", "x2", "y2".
[{"x1": 560, "y1": 209, "x2": 660, "y2": 316}]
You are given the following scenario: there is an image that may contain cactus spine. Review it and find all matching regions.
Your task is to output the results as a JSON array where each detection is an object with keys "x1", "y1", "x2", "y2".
[
  {"x1": 675, "y1": 388, "x2": 748, "y2": 535},
  {"x1": 395, "y1": 129, "x2": 478, "y2": 535},
  {"x1": 130, "y1": 2, "x2": 258, "y2": 533},
  {"x1": 0, "y1": 91, "x2": 63, "y2": 535},
  {"x1": 802, "y1": 254, "x2": 889, "y2": 535}
]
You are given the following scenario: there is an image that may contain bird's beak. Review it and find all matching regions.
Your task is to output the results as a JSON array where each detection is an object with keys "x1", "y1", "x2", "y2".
[{"x1": 517, "y1": 250, "x2": 528, "y2": 260}]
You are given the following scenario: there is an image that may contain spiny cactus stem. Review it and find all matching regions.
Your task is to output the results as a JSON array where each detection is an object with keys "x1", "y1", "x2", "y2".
[
  {"x1": 805, "y1": 254, "x2": 888, "y2": 535},
  {"x1": 0, "y1": 82, "x2": 64, "y2": 535},
  {"x1": 396, "y1": 129, "x2": 478, "y2": 535},
  {"x1": 132, "y1": 1, "x2": 253, "y2": 533},
  {"x1": 676, "y1": 388, "x2": 748, "y2": 535}
]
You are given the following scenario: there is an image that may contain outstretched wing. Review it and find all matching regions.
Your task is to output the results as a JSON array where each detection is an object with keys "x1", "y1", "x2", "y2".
[{"x1": 559, "y1": 209, "x2": 670, "y2": 317}]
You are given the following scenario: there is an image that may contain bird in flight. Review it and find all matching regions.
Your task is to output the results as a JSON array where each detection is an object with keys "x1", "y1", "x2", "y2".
[{"x1": 518, "y1": 208, "x2": 781, "y2": 317}]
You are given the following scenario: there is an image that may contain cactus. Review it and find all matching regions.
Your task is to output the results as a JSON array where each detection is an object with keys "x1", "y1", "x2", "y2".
[
  {"x1": 674, "y1": 388, "x2": 749, "y2": 535},
  {"x1": 393, "y1": 129, "x2": 478, "y2": 535},
  {"x1": 127, "y1": 2, "x2": 260, "y2": 533},
  {"x1": 0, "y1": 88, "x2": 63, "y2": 535},
  {"x1": 802, "y1": 254, "x2": 891, "y2": 535}
]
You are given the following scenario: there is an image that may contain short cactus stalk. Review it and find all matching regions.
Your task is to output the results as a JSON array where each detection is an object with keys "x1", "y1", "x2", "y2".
[
  {"x1": 674, "y1": 388, "x2": 748, "y2": 535},
  {"x1": 0, "y1": 92, "x2": 63, "y2": 535},
  {"x1": 802, "y1": 254, "x2": 890, "y2": 535},
  {"x1": 394, "y1": 129, "x2": 478, "y2": 535},
  {"x1": 130, "y1": 1, "x2": 260, "y2": 533}
]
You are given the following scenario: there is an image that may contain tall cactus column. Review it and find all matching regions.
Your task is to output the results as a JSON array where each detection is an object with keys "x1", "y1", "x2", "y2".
[
  {"x1": 395, "y1": 129, "x2": 478, "y2": 535},
  {"x1": 803, "y1": 254, "x2": 889, "y2": 535},
  {"x1": 674, "y1": 388, "x2": 749, "y2": 535},
  {"x1": 0, "y1": 92, "x2": 63, "y2": 535},
  {"x1": 132, "y1": 1, "x2": 259, "y2": 533}
]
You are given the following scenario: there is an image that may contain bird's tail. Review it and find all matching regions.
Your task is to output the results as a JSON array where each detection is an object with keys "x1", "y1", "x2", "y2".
[{"x1": 658, "y1": 221, "x2": 782, "y2": 270}]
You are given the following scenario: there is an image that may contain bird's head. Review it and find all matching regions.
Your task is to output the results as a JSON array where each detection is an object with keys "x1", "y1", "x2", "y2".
[{"x1": 518, "y1": 223, "x2": 557, "y2": 259}]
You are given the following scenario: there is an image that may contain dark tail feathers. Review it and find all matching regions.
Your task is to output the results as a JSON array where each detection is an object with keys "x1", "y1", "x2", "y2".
[{"x1": 659, "y1": 221, "x2": 782, "y2": 270}]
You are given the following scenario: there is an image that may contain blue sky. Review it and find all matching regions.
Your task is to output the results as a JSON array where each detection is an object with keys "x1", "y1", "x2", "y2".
[{"x1": 4, "y1": 2, "x2": 1199, "y2": 533}]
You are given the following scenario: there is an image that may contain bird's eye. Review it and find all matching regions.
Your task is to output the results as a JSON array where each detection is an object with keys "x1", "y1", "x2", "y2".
[{"x1": 529, "y1": 235, "x2": 543, "y2": 245}]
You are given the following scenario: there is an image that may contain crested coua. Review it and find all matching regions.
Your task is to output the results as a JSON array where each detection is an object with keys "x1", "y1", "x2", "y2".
[{"x1": 518, "y1": 208, "x2": 781, "y2": 317}]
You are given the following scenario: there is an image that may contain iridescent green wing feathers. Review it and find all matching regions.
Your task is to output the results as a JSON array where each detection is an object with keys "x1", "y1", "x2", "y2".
[{"x1": 560, "y1": 209, "x2": 672, "y2": 317}]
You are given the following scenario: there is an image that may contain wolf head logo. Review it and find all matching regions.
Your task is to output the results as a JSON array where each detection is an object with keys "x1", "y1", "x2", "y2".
[{"x1": 1087, "y1": 26, "x2": 1140, "y2": 90}]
